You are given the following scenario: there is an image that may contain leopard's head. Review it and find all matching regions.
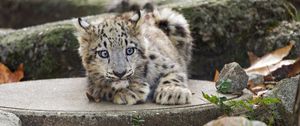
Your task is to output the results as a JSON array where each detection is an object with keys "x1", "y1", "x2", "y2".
[{"x1": 74, "y1": 11, "x2": 148, "y2": 81}]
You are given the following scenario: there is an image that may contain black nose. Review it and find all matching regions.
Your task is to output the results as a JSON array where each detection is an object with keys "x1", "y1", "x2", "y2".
[{"x1": 113, "y1": 70, "x2": 126, "y2": 78}]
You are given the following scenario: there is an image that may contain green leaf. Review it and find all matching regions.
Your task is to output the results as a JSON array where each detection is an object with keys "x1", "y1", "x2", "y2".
[
  {"x1": 216, "y1": 79, "x2": 232, "y2": 93},
  {"x1": 252, "y1": 97, "x2": 281, "y2": 105},
  {"x1": 202, "y1": 92, "x2": 219, "y2": 104},
  {"x1": 132, "y1": 115, "x2": 144, "y2": 126}
]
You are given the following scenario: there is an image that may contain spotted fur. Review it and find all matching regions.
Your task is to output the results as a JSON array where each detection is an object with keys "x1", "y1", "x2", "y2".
[{"x1": 74, "y1": 8, "x2": 193, "y2": 105}]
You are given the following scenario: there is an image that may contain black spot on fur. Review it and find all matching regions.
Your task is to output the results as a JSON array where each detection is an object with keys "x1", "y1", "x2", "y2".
[
  {"x1": 168, "y1": 95, "x2": 172, "y2": 101},
  {"x1": 136, "y1": 100, "x2": 144, "y2": 104},
  {"x1": 142, "y1": 83, "x2": 147, "y2": 86},
  {"x1": 163, "y1": 81, "x2": 171, "y2": 84},
  {"x1": 125, "y1": 39, "x2": 128, "y2": 45},
  {"x1": 170, "y1": 65, "x2": 175, "y2": 68},
  {"x1": 108, "y1": 93, "x2": 112, "y2": 99},
  {"x1": 112, "y1": 87, "x2": 116, "y2": 91},
  {"x1": 143, "y1": 62, "x2": 148, "y2": 77},
  {"x1": 175, "y1": 84, "x2": 181, "y2": 87},
  {"x1": 177, "y1": 41, "x2": 185, "y2": 47},
  {"x1": 86, "y1": 92, "x2": 94, "y2": 101},
  {"x1": 155, "y1": 64, "x2": 159, "y2": 68},
  {"x1": 137, "y1": 49, "x2": 147, "y2": 59},
  {"x1": 103, "y1": 33, "x2": 108, "y2": 38},
  {"x1": 121, "y1": 32, "x2": 128, "y2": 37},
  {"x1": 162, "y1": 64, "x2": 168, "y2": 69},
  {"x1": 177, "y1": 95, "x2": 181, "y2": 100},
  {"x1": 139, "y1": 90, "x2": 145, "y2": 94},
  {"x1": 149, "y1": 54, "x2": 156, "y2": 60},
  {"x1": 115, "y1": 89, "x2": 121, "y2": 93},
  {"x1": 159, "y1": 94, "x2": 162, "y2": 100},
  {"x1": 104, "y1": 41, "x2": 107, "y2": 48},
  {"x1": 157, "y1": 20, "x2": 170, "y2": 35},
  {"x1": 131, "y1": 94, "x2": 136, "y2": 99},
  {"x1": 162, "y1": 73, "x2": 170, "y2": 78},
  {"x1": 175, "y1": 25, "x2": 186, "y2": 37},
  {"x1": 100, "y1": 28, "x2": 104, "y2": 34},
  {"x1": 172, "y1": 79, "x2": 180, "y2": 83},
  {"x1": 121, "y1": 26, "x2": 125, "y2": 31}
]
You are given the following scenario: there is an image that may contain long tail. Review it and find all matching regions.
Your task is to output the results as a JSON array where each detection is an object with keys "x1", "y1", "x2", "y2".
[{"x1": 154, "y1": 8, "x2": 193, "y2": 64}]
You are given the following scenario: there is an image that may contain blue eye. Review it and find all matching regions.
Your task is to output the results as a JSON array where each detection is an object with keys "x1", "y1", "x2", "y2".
[
  {"x1": 98, "y1": 50, "x2": 109, "y2": 58},
  {"x1": 126, "y1": 47, "x2": 135, "y2": 55}
]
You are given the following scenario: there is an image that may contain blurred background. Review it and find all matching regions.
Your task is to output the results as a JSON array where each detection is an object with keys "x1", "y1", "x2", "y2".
[{"x1": 0, "y1": 0, "x2": 299, "y2": 81}]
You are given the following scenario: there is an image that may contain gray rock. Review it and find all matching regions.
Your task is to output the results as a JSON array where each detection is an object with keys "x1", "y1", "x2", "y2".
[
  {"x1": 204, "y1": 116, "x2": 267, "y2": 126},
  {"x1": 216, "y1": 62, "x2": 249, "y2": 94},
  {"x1": 265, "y1": 75, "x2": 299, "y2": 126},
  {"x1": 271, "y1": 75, "x2": 299, "y2": 113},
  {"x1": 294, "y1": 77, "x2": 300, "y2": 126},
  {"x1": 0, "y1": 110, "x2": 21, "y2": 126}
]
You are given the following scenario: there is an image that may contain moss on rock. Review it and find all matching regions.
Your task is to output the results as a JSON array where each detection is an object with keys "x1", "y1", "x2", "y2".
[
  {"x1": 173, "y1": 0, "x2": 296, "y2": 79},
  {"x1": 0, "y1": 0, "x2": 298, "y2": 80}
]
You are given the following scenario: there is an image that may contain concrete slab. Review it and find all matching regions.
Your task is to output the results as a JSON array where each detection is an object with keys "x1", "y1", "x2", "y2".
[{"x1": 0, "y1": 78, "x2": 251, "y2": 126}]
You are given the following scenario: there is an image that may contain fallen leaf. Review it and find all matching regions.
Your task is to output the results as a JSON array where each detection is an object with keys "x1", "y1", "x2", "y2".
[
  {"x1": 246, "y1": 60, "x2": 296, "y2": 76},
  {"x1": 245, "y1": 42, "x2": 294, "y2": 72},
  {"x1": 265, "y1": 58, "x2": 300, "y2": 81},
  {"x1": 8, "y1": 64, "x2": 24, "y2": 82},
  {"x1": 247, "y1": 52, "x2": 260, "y2": 65},
  {"x1": 0, "y1": 63, "x2": 24, "y2": 84},
  {"x1": 288, "y1": 58, "x2": 300, "y2": 77},
  {"x1": 213, "y1": 70, "x2": 219, "y2": 82},
  {"x1": 250, "y1": 84, "x2": 266, "y2": 93}
]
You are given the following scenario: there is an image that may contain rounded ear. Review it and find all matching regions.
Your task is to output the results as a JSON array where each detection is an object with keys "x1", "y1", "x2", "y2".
[
  {"x1": 75, "y1": 18, "x2": 91, "y2": 32},
  {"x1": 130, "y1": 10, "x2": 142, "y2": 25},
  {"x1": 143, "y1": 3, "x2": 154, "y2": 12}
]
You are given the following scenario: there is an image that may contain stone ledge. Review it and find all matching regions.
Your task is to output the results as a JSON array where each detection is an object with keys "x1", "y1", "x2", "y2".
[{"x1": 0, "y1": 78, "x2": 252, "y2": 126}]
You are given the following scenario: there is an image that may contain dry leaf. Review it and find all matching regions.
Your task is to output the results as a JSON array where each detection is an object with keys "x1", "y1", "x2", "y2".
[
  {"x1": 265, "y1": 58, "x2": 300, "y2": 81},
  {"x1": 0, "y1": 63, "x2": 24, "y2": 84},
  {"x1": 247, "y1": 80, "x2": 266, "y2": 95},
  {"x1": 246, "y1": 42, "x2": 294, "y2": 72},
  {"x1": 9, "y1": 64, "x2": 24, "y2": 82},
  {"x1": 213, "y1": 69, "x2": 219, "y2": 82},
  {"x1": 246, "y1": 60, "x2": 296, "y2": 76},
  {"x1": 288, "y1": 58, "x2": 300, "y2": 77},
  {"x1": 251, "y1": 84, "x2": 266, "y2": 93},
  {"x1": 247, "y1": 52, "x2": 260, "y2": 65}
]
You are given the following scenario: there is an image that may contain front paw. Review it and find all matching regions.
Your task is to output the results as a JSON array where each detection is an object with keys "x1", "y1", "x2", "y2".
[
  {"x1": 113, "y1": 88, "x2": 140, "y2": 105},
  {"x1": 155, "y1": 86, "x2": 191, "y2": 105}
]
